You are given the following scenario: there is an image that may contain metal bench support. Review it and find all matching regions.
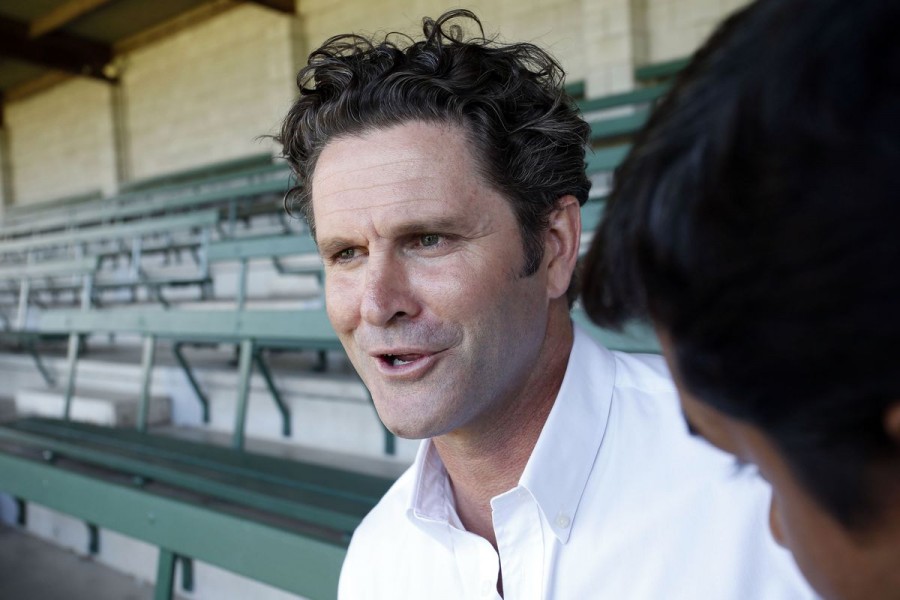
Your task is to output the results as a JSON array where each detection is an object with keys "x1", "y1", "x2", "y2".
[
  {"x1": 252, "y1": 348, "x2": 291, "y2": 437},
  {"x1": 180, "y1": 556, "x2": 194, "y2": 592},
  {"x1": 154, "y1": 548, "x2": 177, "y2": 600},
  {"x1": 87, "y1": 522, "x2": 100, "y2": 554},
  {"x1": 62, "y1": 333, "x2": 81, "y2": 420},
  {"x1": 172, "y1": 342, "x2": 210, "y2": 423},
  {"x1": 232, "y1": 338, "x2": 255, "y2": 450},
  {"x1": 138, "y1": 335, "x2": 157, "y2": 432},
  {"x1": 25, "y1": 338, "x2": 56, "y2": 387}
]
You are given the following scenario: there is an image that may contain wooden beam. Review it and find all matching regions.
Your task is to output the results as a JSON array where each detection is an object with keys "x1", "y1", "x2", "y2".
[
  {"x1": 114, "y1": 0, "x2": 238, "y2": 54},
  {"x1": 0, "y1": 14, "x2": 114, "y2": 82},
  {"x1": 245, "y1": 0, "x2": 296, "y2": 14},
  {"x1": 29, "y1": 0, "x2": 119, "y2": 38},
  {"x1": 3, "y1": 71, "x2": 73, "y2": 103}
]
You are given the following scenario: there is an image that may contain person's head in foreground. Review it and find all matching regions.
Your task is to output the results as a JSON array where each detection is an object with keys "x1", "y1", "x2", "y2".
[
  {"x1": 581, "y1": 0, "x2": 900, "y2": 598},
  {"x1": 278, "y1": 9, "x2": 588, "y2": 441}
]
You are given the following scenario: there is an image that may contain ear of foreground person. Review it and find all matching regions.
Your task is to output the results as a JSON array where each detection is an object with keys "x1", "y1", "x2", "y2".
[{"x1": 581, "y1": 0, "x2": 900, "y2": 599}]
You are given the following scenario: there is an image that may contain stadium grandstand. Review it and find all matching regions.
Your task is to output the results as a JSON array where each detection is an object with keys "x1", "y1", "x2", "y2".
[{"x1": 0, "y1": 1, "x2": 749, "y2": 598}]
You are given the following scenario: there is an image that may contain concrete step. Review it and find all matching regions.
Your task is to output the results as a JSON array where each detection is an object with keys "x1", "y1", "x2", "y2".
[
  {"x1": 0, "y1": 523, "x2": 186, "y2": 600},
  {"x1": 14, "y1": 387, "x2": 171, "y2": 427}
]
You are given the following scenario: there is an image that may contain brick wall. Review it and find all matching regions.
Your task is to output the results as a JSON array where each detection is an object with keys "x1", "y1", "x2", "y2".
[
  {"x1": 1, "y1": 0, "x2": 751, "y2": 208},
  {"x1": 297, "y1": 0, "x2": 586, "y2": 87},
  {"x1": 643, "y1": 0, "x2": 751, "y2": 61},
  {"x1": 122, "y1": 4, "x2": 295, "y2": 181},
  {"x1": 4, "y1": 78, "x2": 117, "y2": 206}
]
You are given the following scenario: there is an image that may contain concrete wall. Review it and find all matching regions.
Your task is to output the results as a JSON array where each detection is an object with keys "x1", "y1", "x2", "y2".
[
  {"x1": 122, "y1": 3, "x2": 295, "y2": 181},
  {"x1": 4, "y1": 78, "x2": 118, "y2": 206},
  {"x1": 0, "y1": 0, "x2": 751, "y2": 208},
  {"x1": 297, "y1": 0, "x2": 587, "y2": 83},
  {"x1": 642, "y1": 0, "x2": 751, "y2": 61}
]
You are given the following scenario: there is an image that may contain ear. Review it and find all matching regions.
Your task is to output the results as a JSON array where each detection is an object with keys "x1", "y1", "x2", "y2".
[
  {"x1": 543, "y1": 195, "x2": 581, "y2": 301},
  {"x1": 884, "y1": 402, "x2": 900, "y2": 446}
]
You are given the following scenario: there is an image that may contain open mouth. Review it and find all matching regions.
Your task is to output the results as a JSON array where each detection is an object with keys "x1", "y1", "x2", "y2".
[{"x1": 380, "y1": 353, "x2": 423, "y2": 367}]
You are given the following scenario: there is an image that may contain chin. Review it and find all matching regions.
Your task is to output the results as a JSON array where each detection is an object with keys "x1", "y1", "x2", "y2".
[{"x1": 376, "y1": 408, "x2": 454, "y2": 441}]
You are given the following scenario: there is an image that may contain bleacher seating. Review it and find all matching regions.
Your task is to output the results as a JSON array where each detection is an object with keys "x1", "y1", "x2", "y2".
[
  {"x1": 0, "y1": 415, "x2": 394, "y2": 600},
  {"x1": 0, "y1": 153, "x2": 292, "y2": 241},
  {"x1": 0, "y1": 56, "x2": 685, "y2": 599},
  {"x1": 0, "y1": 305, "x2": 396, "y2": 599}
]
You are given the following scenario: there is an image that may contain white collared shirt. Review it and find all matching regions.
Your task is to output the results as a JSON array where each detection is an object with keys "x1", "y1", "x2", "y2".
[{"x1": 338, "y1": 327, "x2": 816, "y2": 599}]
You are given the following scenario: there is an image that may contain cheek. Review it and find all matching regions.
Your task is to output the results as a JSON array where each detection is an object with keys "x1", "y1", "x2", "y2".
[
  {"x1": 324, "y1": 273, "x2": 360, "y2": 332},
  {"x1": 408, "y1": 259, "x2": 494, "y2": 314}
]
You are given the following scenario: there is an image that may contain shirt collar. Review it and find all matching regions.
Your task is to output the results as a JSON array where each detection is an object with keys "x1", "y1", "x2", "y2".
[
  {"x1": 519, "y1": 325, "x2": 616, "y2": 543},
  {"x1": 405, "y1": 324, "x2": 617, "y2": 544},
  {"x1": 408, "y1": 439, "x2": 453, "y2": 522}
]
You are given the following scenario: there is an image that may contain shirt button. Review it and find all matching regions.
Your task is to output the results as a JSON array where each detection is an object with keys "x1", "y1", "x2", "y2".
[
  {"x1": 555, "y1": 514, "x2": 571, "y2": 529},
  {"x1": 482, "y1": 580, "x2": 494, "y2": 597}
]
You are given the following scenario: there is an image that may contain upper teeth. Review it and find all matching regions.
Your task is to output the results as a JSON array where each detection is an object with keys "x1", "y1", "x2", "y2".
[{"x1": 391, "y1": 356, "x2": 411, "y2": 366}]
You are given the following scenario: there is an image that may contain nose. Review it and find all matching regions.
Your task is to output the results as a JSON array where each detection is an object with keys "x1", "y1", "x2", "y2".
[
  {"x1": 360, "y1": 252, "x2": 420, "y2": 326},
  {"x1": 769, "y1": 495, "x2": 786, "y2": 548}
]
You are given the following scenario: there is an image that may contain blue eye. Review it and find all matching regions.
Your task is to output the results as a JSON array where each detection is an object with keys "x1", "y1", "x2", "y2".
[
  {"x1": 335, "y1": 248, "x2": 357, "y2": 262},
  {"x1": 421, "y1": 234, "x2": 440, "y2": 247}
]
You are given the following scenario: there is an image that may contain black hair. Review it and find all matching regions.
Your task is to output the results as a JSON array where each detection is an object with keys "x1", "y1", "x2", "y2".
[
  {"x1": 277, "y1": 9, "x2": 590, "y2": 279},
  {"x1": 581, "y1": 0, "x2": 900, "y2": 528}
]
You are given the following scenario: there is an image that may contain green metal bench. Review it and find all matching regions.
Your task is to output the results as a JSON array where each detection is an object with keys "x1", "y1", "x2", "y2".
[
  {"x1": 118, "y1": 153, "x2": 277, "y2": 194},
  {"x1": 0, "y1": 156, "x2": 291, "y2": 241},
  {"x1": 588, "y1": 109, "x2": 650, "y2": 144},
  {"x1": 206, "y1": 233, "x2": 322, "y2": 310},
  {"x1": 0, "y1": 413, "x2": 394, "y2": 600},
  {"x1": 0, "y1": 256, "x2": 99, "y2": 386},
  {"x1": 0, "y1": 305, "x2": 399, "y2": 598},
  {"x1": 635, "y1": 56, "x2": 689, "y2": 84},
  {"x1": 0, "y1": 209, "x2": 217, "y2": 258},
  {"x1": 565, "y1": 80, "x2": 586, "y2": 100},
  {"x1": 0, "y1": 210, "x2": 218, "y2": 306},
  {"x1": 579, "y1": 87, "x2": 670, "y2": 146},
  {"x1": 0, "y1": 256, "x2": 98, "y2": 329},
  {"x1": 586, "y1": 144, "x2": 631, "y2": 175},
  {"x1": 580, "y1": 198, "x2": 606, "y2": 235},
  {"x1": 110, "y1": 161, "x2": 293, "y2": 239},
  {"x1": 0, "y1": 190, "x2": 104, "y2": 232},
  {"x1": 578, "y1": 83, "x2": 671, "y2": 114}
]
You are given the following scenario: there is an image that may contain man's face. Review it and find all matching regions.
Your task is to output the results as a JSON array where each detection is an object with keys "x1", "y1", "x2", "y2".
[{"x1": 311, "y1": 120, "x2": 557, "y2": 440}]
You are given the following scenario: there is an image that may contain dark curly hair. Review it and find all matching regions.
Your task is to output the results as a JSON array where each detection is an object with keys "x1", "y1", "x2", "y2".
[{"x1": 277, "y1": 9, "x2": 590, "y2": 277}]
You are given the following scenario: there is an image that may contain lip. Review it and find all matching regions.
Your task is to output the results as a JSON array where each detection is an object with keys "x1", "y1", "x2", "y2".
[{"x1": 368, "y1": 348, "x2": 445, "y2": 380}]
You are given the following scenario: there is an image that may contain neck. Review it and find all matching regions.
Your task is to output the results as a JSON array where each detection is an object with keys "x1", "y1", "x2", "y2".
[{"x1": 433, "y1": 306, "x2": 574, "y2": 547}]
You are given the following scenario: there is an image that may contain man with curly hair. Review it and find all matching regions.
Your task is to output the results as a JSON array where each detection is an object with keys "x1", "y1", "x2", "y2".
[{"x1": 278, "y1": 10, "x2": 812, "y2": 599}]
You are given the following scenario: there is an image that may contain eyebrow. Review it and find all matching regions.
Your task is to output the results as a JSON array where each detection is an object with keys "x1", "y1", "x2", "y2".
[
  {"x1": 389, "y1": 216, "x2": 466, "y2": 238},
  {"x1": 316, "y1": 237, "x2": 352, "y2": 258},
  {"x1": 317, "y1": 216, "x2": 468, "y2": 258}
]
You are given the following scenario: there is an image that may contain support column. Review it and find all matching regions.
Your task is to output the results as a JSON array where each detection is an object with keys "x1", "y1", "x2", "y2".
[
  {"x1": 0, "y1": 102, "x2": 15, "y2": 219},
  {"x1": 110, "y1": 79, "x2": 132, "y2": 188}
]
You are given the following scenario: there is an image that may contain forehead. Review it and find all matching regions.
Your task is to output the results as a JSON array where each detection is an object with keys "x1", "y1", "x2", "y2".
[{"x1": 310, "y1": 121, "x2": 497, "y2": 223}]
